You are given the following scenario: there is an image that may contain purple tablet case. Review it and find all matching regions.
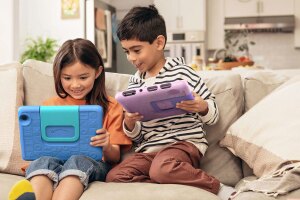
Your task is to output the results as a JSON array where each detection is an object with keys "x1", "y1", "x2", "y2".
[
  {"x1": 18, "y1": 105, "x2": 103, "y2": 161},
  {"x1": 115, "y1": 80, "x2": 194, "y2": 121}
]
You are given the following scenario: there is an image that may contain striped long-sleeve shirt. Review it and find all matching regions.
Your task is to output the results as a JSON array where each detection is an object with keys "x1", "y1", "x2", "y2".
[{"x1": 123, "y1": 57, "x2": 219, "y2": 155}]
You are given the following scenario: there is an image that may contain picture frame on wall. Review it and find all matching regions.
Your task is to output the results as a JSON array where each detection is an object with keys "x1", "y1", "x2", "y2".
[
  {"x1": 96, "y1": 29, "x2": 107, "y2": 60},
  {"x1": 61, "y1": 0, "x2": 80, "y2": 19}
]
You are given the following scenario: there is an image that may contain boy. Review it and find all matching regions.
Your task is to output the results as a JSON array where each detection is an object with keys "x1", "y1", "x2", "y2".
[{"x1": 106, "y1": 4, "x2": 223, "y2": 196}]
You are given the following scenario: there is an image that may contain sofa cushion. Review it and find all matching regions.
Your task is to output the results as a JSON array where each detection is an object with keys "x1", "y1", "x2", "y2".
[
  {"x1": 0, "y1": 63, "x2": 29, "y2": 175},
  {"x1": 220, "y1": 75, "x2": 300, "y2": 178},
  {"x1": 0, "y1": 175, "x2": 220, "y2": 200},
  {"x1": 200, "y1": 73, "x2": 244, "y2": 186},
  {"x1": 0, "y1": 173, "x2": 24, "y2": 200},
  {"x1": 105, "y1": 72, "x2": 130, "y2": 97},
  {"x1": 80, "y1": 182, "x2": 220, "y2": 200},
  {"x1": 243, "y1": 70, "x2": 300, "y2": 112},
  {"x1": 22, "y1": 59, "x2": 56, "y2": 105},
  {"x1": 243, "y1": 71, "x2": 288, "y2": 112}
]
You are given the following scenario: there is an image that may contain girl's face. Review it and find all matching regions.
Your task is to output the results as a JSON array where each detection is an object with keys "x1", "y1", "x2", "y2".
[{"x1": 60, "y1": 61, "x2": 102, "y2": 100}]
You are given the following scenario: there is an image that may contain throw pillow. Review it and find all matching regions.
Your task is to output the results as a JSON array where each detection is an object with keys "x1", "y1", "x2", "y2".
[
  {"x1": 220, "y1": 76, "x2": 300, "y2": 178},
  {"x1": 0, "y1": 64, "x2": 29, "y2": 175}
]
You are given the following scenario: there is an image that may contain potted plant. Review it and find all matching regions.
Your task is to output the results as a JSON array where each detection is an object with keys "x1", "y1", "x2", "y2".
[
  {"x1": 20, "y1": 37, "x2": 58, "y2": 63},
  {"x1": 218, "y1": 29, "x2": 255, "y2": 69}
]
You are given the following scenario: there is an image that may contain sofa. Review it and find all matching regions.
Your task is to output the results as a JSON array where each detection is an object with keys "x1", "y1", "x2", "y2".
[{"x1": 1, "y1": 59, "x2": 300, "y2": 200}]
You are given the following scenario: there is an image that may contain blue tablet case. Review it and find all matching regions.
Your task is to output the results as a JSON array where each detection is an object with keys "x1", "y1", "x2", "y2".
[
  {"x1": 18, "y1": 105, "x2": 103, "y2": 161},
  {"x1": 115, "y1": 80, "x2": 194, "y2": 121}
]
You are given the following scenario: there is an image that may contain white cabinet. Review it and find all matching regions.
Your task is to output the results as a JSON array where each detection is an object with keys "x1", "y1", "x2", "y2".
[
  {"x1": 154, "y1": 0, "x2": 206, "y2": 31},
  {"x1": 295, "y1": 0, "x2": 300, "y2": 47},
  {"x1": 207, "y1": 0, "x2": 225, "y2": 50},
  {"x1": 259, "y1": 0, "x2": 294, "y2": 16},
  {"x1": 225, "y1": 0, "x2": 294, "y2": 17}
]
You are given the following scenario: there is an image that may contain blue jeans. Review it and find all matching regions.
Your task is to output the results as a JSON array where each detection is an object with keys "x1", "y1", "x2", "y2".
[{"x1": 26, "y1": 155, "x2": 111, "y2": 190}]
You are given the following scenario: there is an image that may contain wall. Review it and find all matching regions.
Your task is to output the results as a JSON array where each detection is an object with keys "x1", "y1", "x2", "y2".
[
  {"x1": 17, "y1": 0, "x2": 153, "y2": 74},
  {"x1": 105, "y1": 0, "x2": 154, "y2": 20},
  {"x1": 19, "y1": 0, "x2": 85, "y2": 60},
  {"x1": 249, "y1": 33, "x2": 300, "y2": 69},
  {"x1": 0, "y1": 0, "x2": 19, "y2": 64}
]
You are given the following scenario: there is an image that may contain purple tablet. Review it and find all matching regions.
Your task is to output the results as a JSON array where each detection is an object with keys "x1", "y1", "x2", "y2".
[{"x1": 115, "y1": 80, "x2": 194, "y2": 121}]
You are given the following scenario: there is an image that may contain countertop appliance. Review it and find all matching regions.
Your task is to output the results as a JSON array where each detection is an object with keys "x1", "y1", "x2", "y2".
[
  {"x1": 85, "y1": 0, "x2": 117, "y2": 72},
  {"x1": 164, "y1": 31, "x2": 206, "y2": 65}
]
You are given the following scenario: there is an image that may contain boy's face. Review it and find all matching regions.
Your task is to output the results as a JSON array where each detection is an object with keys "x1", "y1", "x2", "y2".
[{"x1": 121, "y1": 37, "x2": 165, "y2": 73}]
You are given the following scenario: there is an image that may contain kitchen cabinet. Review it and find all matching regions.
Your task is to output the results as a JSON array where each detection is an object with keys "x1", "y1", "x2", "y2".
[
  {"x1": 154, "y1": 0, "x2": 206, "y2": 31},
  {"x1": 224, "y1": 0, "x2": 294, "y2": 18},
  {"x1": 207, "y1": 0, "x2": 225, "y2": 50}
]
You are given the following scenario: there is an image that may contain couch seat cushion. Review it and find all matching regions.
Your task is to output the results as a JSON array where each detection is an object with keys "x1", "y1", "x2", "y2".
[
  {"x1": 0, "y1": 173, "x2": 24, "y2": 199},
  {"x1": 80, "y1": 182, "x2": 220, "y2": 200}
]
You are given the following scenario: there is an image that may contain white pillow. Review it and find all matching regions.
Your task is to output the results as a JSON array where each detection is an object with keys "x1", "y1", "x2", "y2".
[
  {"x1": 220, "y1": 76, "x2": 300, "y2": 177},
  {"x1": 0, "y1": 64, "x2": 29, "y2": 175}
]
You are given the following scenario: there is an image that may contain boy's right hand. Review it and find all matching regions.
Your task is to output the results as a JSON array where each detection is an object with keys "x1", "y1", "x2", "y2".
[{"x1": 124, "y1": 111, "x2": 143, "y2": 131}]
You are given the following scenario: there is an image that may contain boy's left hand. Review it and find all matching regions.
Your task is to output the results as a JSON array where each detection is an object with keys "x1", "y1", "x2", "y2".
[
  {"x1": 90, "y1": 128, "x2": 110, "y2": 150},
  {"x1": 176, "y1": 92, "x2": 208, "y2": 115}
]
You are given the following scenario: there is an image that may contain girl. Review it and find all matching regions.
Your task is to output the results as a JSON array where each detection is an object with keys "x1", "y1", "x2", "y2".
[{"x1": 11, "y1": 38, "x2": 131, "y2": 200}]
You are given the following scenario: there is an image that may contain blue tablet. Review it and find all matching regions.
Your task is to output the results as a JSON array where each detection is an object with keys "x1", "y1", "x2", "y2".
[{"x1": 18, "y1": 105, "x2": 103, "y2": 161}]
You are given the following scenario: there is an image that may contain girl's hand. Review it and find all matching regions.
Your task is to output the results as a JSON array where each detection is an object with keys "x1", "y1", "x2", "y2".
[
  {"x1": 124, "y1": 111, "x2": 143, "y2": 131},
  {"x1": 90, "y1": 128, "x2": 110, "y2": 151},
  {"x1": 176, "y1": 92, "x2": 208, "y2": 115}
]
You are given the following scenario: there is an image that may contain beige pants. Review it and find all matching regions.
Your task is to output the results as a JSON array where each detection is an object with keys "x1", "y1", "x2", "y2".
[{"x1": 106, "y1": 141, "x2": 220, "y2": 194}]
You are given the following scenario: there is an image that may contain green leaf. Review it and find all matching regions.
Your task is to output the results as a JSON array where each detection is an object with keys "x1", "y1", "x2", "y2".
[{"x1": 20, "y1": 37, "x2": 58, "y2": 63}]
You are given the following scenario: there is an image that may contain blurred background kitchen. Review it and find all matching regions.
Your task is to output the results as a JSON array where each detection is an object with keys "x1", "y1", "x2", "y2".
[{"x1": 1, "y1": 0, "x2": 300, "y2": 74}]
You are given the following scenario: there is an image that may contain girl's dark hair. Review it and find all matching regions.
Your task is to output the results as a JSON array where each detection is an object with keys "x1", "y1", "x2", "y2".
[
  {"x1": 53, "y1": 38, "x2": 109, "y2": 116},
  {"x1": 117, "y1": 4, "x2": 167, "y2": 44}
]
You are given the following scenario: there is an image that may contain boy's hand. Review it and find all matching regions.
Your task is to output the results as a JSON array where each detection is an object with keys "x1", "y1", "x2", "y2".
[
  {"x1": 176, "y1": 92, "x2": 209, "y2": 115},
  {"x1": 90, "y1": 128, "x2": 110, "y2": 151},
  {"x1": 124, "y1": 111, "x2": 143, "y2": 131}
]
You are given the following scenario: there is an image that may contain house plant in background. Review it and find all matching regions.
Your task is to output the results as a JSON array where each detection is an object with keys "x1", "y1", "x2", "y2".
[
  {"x1": 217, "y1": 29, "x2": 255, "y2": 70},
  {"x1": 20, "y1": 37, "x2": 58, "y2": 63}
]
